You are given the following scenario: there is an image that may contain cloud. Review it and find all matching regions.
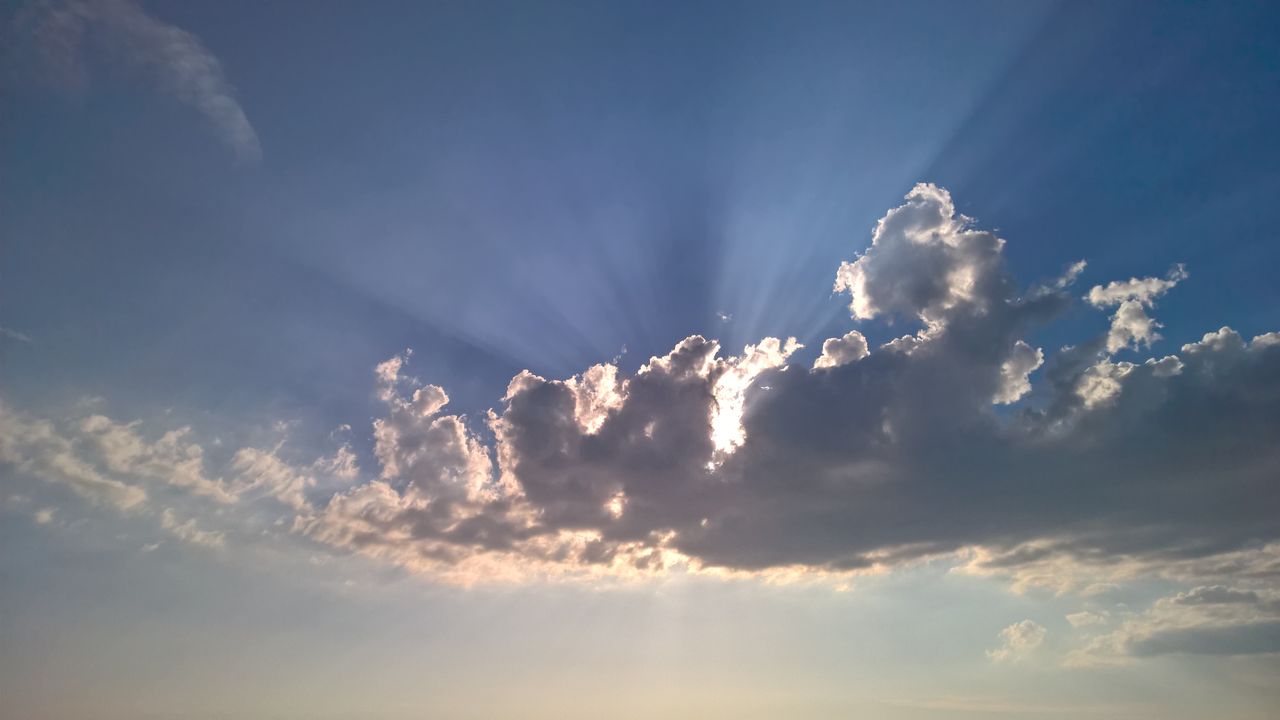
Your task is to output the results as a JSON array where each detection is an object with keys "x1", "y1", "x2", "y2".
[
  {"x1": 987, "y1": 620, "x2": 1046, "y2": 663},
  {"x1": 1068, "y1": 585, "x2": 1280, "y2": 665},
  {"x1": 993, "y1": 340, "x2": 1043, "y2": 404},
  {"x1": 15, "y1": 0, "x2": 261, "y2": 163},
  {"x1": 160, "y1": 507, "x2": 224, "y2": 548},
  {"x1": 1066, "y1": 610, "x2": 1109, "y2": 628},
  {"x1": 0, "y1": 401, "x2": 148, "y2": 510},
  {"x1": 1086, "y1": 264, "x2": 1188, "y2": 308},
  {"x1": 77, "y1": 413, "x2": 236, "y2": 502},
  {"x1": 813, "y1": 330, "x2": 869, "y2": 370},
  {"x1": 1086, "y1": 265, "x2": 1188, "y2": 353},
  {"x1": 0, "y1": 326, "x2": 33, "y2": 343},
  {"x1": 3, "y1": 184, "x2": 1279, "y2": 612},
  {"x1": 0, "y1": 395, "x2": 379, "y2": 516},
  {"x1": 287, "y1": 184, "x2": 1280, "y2": 591},
  {"x1": 833, "y1": 184, "x2": 1010, "y2": 325}
]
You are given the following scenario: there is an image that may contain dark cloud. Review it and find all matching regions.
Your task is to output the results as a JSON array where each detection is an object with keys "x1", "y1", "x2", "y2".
[
  {"x1": 4, "y1": 183, "x2": 1277, "y2": 593},
  {"x1": 1129, "y1": 621, "x2": 1280, "y2": 657},
  {"x1": 292, "y1": 184, "x2": 1280, "y2": 587}
]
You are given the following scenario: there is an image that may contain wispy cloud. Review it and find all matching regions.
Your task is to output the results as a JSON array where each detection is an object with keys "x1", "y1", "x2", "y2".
[
  {"x1": 1067, "y1": 585, "x2": 1280, "y2": 666},
  {"x1": 160, "y1": 507, "x2": 224, "y2": 548},
  {"x1": 17, "y1": 0, "x2": 261, "y2": 163},
  {"x1": 0, "y1": 326, "x2": 33, "y2": 343}
]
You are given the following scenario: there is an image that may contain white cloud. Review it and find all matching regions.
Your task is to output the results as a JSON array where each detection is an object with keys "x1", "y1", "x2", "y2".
[
  {"x1": 1085, "y1": 264, "x2": 1188, "y2": 308},
  {"x1": 987, "y1": 620, "x2": 1046, "y2": 663},
  {"x1": 813, "y1": 330, "x2": 869, "y2": 370},
  {"x1": 566, "y1": 363, "x2": 627, "y2": 435},
  {"x1": 1104, "y1": 299, "x2": 1162, "y2": 353},
  {"x1": 710, "y1": 337, "x2": 801, "y2": 454},
  {"x1": 993, "y1": 340, "x2": 1043, "y2": 404},
  {"x1": 77, "y1": 414, "x2": 235, "y2": 502},
  {"x1": 0, "y1": 402, "x2": 147, "y2": 510},
  {"x1": 1074, "y1": 358, "x2": 1135, "y2": 408},
  {"x1": 833, "y1": 183, "x2": 1008, "y2": 325},
  {"x1": 1086, "y1": 265, "x2": 1188, "y2": 353}
]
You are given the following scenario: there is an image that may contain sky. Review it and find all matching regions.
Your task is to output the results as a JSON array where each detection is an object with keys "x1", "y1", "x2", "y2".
[{"x1": 2, "y1": 1, "x2": 1280, "y2": 718}]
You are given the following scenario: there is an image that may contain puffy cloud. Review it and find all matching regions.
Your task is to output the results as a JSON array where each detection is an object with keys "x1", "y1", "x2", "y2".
[
  {"x1": 710, "y1": 336, "x2": 802, "y2": 454},
  {"x1": 14, "y1": 0, "x2": 261, "y2": 162},
  {"x1": 289, "y1": 185, "x2": 1279, "y2": 587},
  {"x1": 566, "y1": 363, "x2": 627, "y2": 435},
  {"x1": 4, "y1": 185, "x2": 1279, "y2": 624},
  {"x1": 1104, "y1": 300, "x2": 1162, "y2": 353},
  {"x1": 813, "y1": 330, "x2": 869, "y2": 370},
  {"x1": 987, "y1": 620, "x2": 1046, "y2": 663},
  {"x1": 1086, "y1": 265, "x2": 1188, "y2": 353},
  {"x1": 834, "y1": 184, "x2": 1010, "y2": 325},
  {"x1": 1086, "y1": 264, "x2": 1188, "y2": 308},
  {"x1": 993, "y1": 340, "x2": 1043, "y2": 404},
  {"x1": 1074, "y1": 358, "x2": 1135, "y2": 408}
]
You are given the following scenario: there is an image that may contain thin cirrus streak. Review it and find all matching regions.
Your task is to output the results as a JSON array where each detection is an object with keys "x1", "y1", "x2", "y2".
[
  {"x1": 13, "y1": 0, "x2": 261, "y2": 163},
  {"x1": 4, "y1": 184, "x2": 1280, "y2": 661}
]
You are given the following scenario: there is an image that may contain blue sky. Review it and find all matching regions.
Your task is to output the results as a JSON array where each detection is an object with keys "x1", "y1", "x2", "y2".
[{"x1": 3, "y1": 1, "x2": 1280, "y2": 718}]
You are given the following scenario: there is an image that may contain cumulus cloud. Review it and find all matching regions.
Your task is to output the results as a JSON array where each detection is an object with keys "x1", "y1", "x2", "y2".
[
  {"x1": 1086, "y1": 265, "x2": 1188, "y2": 353},
  {"x1": 14, "y1": 0, "x2": 261, "y2": 162},
  {"x1": 993, "y1": 340, "x2": 1044, "y2": 404},
  {"x1": 3, "y1": 184, "x2": 1279, "y2": 632},
  {"x1": 285, "y1": 185, "x2": 1280, "y2": 591},
  {"x1": 987, "y1": 620, "x2": 1046, "y2": 663},
  {"x1": 813, "y1": 330, "x2": 869, "y2": 370},
  {"x1": 833, "y1": 184, "x2": 1010, "y2": 325},
  {"x1": 1086, "y1": 264, "x2": 1188, "y2": 308}
]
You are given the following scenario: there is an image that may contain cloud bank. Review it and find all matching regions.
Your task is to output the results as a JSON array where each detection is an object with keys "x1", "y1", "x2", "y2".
[{"x1": 4, "y1": 184, "x2": 1279, "y2": 659}]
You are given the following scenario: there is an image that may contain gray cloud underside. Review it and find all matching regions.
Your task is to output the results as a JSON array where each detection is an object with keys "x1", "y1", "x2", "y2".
[
  {"x1": 4, "y1": 185, "x2": 1278, "y2": 600},
  {"x1": 300, "y1": 184, "x2": 1280, "y2": 584},
  {"x1": 1130, "y1": 622, "x2": 1280, "y2": 657}
]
